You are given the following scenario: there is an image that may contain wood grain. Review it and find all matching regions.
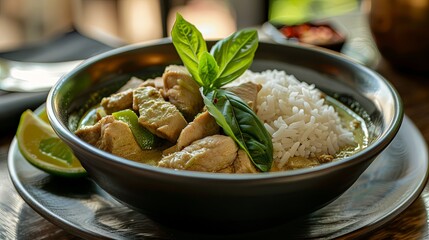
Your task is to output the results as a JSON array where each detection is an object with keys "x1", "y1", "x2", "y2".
[
  {"x1": 359, "y1": 59, "x2": 429, "y2": 240},
  {"x1": 0, "y1": 135, "x2": 79, "y2": 240}
]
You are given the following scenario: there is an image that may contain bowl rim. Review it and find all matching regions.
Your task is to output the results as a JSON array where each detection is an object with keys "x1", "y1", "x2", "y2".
[{"x1": 47, "y1": 38, "x2": 404, "y2": 181}]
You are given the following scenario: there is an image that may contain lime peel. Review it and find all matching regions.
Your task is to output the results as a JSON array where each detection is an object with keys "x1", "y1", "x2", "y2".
[
  {"x1": 112, "y1": 109, "x2": 159, "y2": 149},
  {"x1": 16, "y1": 109, "x2": 86, "y2": 178}
]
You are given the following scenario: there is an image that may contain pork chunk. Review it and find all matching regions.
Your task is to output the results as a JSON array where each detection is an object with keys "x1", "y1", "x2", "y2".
[
  {"x1": 140, "y1": 76, "x2": 164, "y2": 90},
  {"x1": 133, "y1": 86, "x2": 187, "y2": 142},
  {"x1": 100, "y1": 88, "x2": 134, "y2": 114},
  {"x1": 234, "y1": 149, "x2": 258, "y2": 173},
  {"x1": 162, "y1": 65, "x2": 204, "y2": 120},
  {"x1": 75, "y1": 116, "x2": 115, "y2": 146},
  {"x1": 117, "y1": 77, "x2": 144, "y2": 92},
  {"x1": 158, "y1": 135, "x2": 238, "y2": 172},
  {"x1": 226, "y1": 81, "x2": 262, "y2": 112},
  {"x1": 176, "y1": 111, "x2": 220, "y2": 150},
  {"x1": 75, "y1": 116, "x2": 145, "y2": 161}
]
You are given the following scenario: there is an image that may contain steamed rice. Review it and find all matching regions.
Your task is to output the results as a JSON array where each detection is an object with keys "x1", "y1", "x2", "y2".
[{"x1": 234, "y1": 70, "x2": 356, "y2": 169}]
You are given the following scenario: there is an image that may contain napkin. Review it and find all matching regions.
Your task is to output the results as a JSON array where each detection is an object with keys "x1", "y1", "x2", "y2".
[{"x1": 0, "y1": 30, "x2": 114, "y2": 132}]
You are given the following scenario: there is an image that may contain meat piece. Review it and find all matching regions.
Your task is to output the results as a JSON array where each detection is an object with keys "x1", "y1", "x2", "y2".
[
  {"x1": 162, "y1": 65, "x2": 204, "y2": 120},
  {"x1": 133, "y1": 86, "x2": 187, "y2": 142},
  {"x1": 140, "y1": 76, "x2": 164, "y2": 90},
  {"x1": 162, "y1": 111, "x2": 219, "y2": 155},
  {"x1": 141, "y1": 77, "x2": 167, "y2": 99},
  {"x1": 100, "y1": 88, "x2": 133, "y2": 114},
  {"x1": 218, "y1": 165, "x2": 234, "y2": 173},
  {"x1": 158, "y1": 135, "x2": 238, "y2": 172},
  {"x1": 234, "y1": 150, "x2": 258, "y2": 173},
  {"x1": 140, "y1": 79, "x2": 155, "y2": 88},
  {"x1": 75, "y1": 116, "x2": 145, "y2": 161},
  {"x1": 162, "y1": 144, "x2": 179, "y2": 156},
  {"x1": 176, "y1": 111, "x2": 220, "y2": 150},
  {"x1": 117, "y1": 77, "x2": 144, "y2": 92},
  {"x1": 226, "y1": 81, "x2": 262, "y2": 112},
  {"x1": 75, "y1": 116, "x2": 115, "y2": 146},
  {"x1": 216, "y1": 150, "x2": 258, "y2": 173},
  {"x1": 100, "y1": 76, "x2": 166, "y2": 115},
  {"x1": 317, "y1": 154, "x2": 334, "y2": 163}
]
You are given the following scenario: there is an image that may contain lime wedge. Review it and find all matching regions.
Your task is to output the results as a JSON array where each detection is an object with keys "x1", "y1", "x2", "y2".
[{"x1": 16, "y1": 109, "x2": 86, "y2": 177}]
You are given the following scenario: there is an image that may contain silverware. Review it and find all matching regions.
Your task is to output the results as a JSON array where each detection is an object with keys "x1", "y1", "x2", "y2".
[{"x1": 0, "y1": 58, "x2": 82, "y2": 92}]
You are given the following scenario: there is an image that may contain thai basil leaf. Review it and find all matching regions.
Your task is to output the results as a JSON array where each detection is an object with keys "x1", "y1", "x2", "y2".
[
  {"x1": 210, "y1": 29, "x2": 258, "y2": 88},
  {"x1": 198, "y1": 52, "x2": 219, "y2": 91},
  {"x1": 171, "y1": 13, "x2": 207, "y2": 87},
  {"x1": 172, "y1": 14, "x2": 272, "y2": 171},
  {"x1": 203, "y1": 89, "x2": 273, "y2": 172}
]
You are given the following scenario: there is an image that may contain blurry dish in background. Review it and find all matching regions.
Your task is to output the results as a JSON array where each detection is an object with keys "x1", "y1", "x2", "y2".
[
  {"x1": 262, "y1": 10, "x2": 381, "y2": 68},
  {"x1": 268, "y1": 0, "x2": 359, "y2": 26},
  {"x1": 264, "y1": 0, "x2": 381, "y2": 68},
  {"x1": 264, "y1": 21, "x2": 346, "y2": 52},
  {"x1": 264, "y1": 0, "x2": 354, "y2": 52}
]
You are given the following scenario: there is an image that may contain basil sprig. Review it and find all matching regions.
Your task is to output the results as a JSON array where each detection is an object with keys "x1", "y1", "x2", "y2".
[
  {"x1": 210, "y1": 30, "x2": 259, "y2": 88},
  {"x1": 203, "y1": 89, "x2": 273, "y2": 172},
  {"x1": 171, "y1": 13, "x2": 273, "y2": 172}
]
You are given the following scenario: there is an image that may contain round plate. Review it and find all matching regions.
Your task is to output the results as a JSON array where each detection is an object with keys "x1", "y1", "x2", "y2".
[{"x1": 8, "y1": 116, "x2": 428, "y2": 239}]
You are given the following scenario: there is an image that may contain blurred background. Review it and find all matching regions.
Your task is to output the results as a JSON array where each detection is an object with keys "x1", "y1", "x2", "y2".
[
  {"x1": 0, "y1": 0, "x2": 366, "y2": 132},
  {"x1": 0, "y1": 0, "x2": 359, "y2": 51}
]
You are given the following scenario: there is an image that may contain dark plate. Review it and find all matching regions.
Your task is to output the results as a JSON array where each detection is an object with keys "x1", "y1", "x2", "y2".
[
  {"x1": 8, "y1": 116, "x2": 428, "y2": 239},
  {"x1": 47, "y1": 40, "x2": 403, "y2": 225}
]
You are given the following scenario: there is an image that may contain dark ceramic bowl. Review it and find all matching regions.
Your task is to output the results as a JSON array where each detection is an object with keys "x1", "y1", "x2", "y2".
[{"x1": 47, "y1": 39, "x2": 403, "y2": 229}]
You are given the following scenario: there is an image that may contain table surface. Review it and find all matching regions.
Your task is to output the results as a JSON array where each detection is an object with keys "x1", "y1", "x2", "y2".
[{"x1": 1, "y1": 12, "x2": 429, "y2": 240}]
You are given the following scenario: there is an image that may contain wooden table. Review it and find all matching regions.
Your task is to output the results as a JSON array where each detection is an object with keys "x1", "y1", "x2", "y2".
[
  {"x1": 1, "y1": 14, "x2": 429, "y2": 240},
  {"x1": 362, "y1": 60, "x2": 429, "y2": 240}
]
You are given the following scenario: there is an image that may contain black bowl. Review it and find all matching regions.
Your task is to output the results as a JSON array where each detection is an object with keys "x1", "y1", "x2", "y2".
[{"x1": 47, "y1": 39, "x2": 403, "y2": 230}]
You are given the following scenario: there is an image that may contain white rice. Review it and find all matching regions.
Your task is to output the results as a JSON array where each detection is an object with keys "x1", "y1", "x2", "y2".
[{"x1": 234, "y1": 70, "x2": 355, "y2": 169}]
